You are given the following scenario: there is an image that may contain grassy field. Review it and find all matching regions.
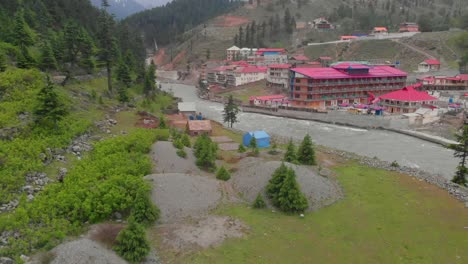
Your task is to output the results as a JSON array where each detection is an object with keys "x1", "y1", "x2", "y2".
[
  {"x1": 184, "y1": 165, "x2": 468, "y2": 264},
  {"x1": 219, "y1": 81, "x2": 273, "y2": 104}
]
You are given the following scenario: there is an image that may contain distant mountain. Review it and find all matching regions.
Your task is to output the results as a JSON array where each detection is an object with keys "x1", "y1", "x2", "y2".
[
  {"x1": 90, "y1": 0, "x2": 146, "y2": 19},
  {"x1": 134, "y1": 0, "x2": 173, "y2": 8}
]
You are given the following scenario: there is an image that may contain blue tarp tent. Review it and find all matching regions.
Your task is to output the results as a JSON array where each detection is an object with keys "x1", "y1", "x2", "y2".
[{"x1": 243, "y1": 131, "x2": 270, "y2": 148}]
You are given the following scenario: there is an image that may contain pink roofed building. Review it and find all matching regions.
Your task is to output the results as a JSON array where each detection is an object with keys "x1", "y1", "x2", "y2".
[
  {"x1": 249, "y1": 95, "x2": 290, "y2": 107},
  {"x1": 289, "y1": 63, "x2": 407, "y2": 109},
  {"x1": 377, "y1": 83, "x2": 437, "y2": 114},
  {"x1": 417, "y1": 74, "x2": 468, "y2": 90},
  {"x1": 267, "y1": 64, "x2": 292, "y2": 89},
  {"x1": 418, "y1": 59, "x2": 441, "y2": 72}
]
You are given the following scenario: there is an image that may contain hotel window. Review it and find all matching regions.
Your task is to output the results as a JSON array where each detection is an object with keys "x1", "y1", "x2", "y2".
[
  {"x1": 295, "y1": 94, "x2": 300, "y2": 98},
  {"x1": 295, "y1": 86, "x2": 300, "y2": 91},
  {"x1": 307, "y1": 95, "x2": 313, "y2": 99},
  {"x1": 308, "y1": 87, "x2": 313, "y2": 92},
  {"x1": 295, "y1": 78, "x2": 301, "y2": 83}
]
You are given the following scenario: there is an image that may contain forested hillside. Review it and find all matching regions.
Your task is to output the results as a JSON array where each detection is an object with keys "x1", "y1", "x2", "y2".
[
  {"x1": 0, "y1": 0, "x2": 173, "y2": 261},
  {"x1": 124, "y1": 0, "x2": 241, "y2": 46}
]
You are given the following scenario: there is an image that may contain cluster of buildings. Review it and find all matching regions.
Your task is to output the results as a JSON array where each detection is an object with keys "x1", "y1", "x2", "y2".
[
  {"x1": 418, "y1": 74, "x2": 468, "y2": 90},
  {"x1": 167, "y1": 102, "x2": 213, "y2": 136},
  {"x1": 226, "y1": 47, "x2": 288, "y2": 65},
  {"x1": 206, "y1": 62, "x2": 267, "y2": 87}
]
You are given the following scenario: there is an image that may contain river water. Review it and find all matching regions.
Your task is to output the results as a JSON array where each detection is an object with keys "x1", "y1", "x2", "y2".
[{"x1": 163, "y1": 83, "x2": 458, "y2": 180}]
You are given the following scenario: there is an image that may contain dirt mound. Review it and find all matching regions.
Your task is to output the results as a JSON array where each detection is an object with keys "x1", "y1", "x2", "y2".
[
  {"x1": 159, "y1": 216, "x2": 247, "y2": 251},
  {"x1": 232, "y1": 158, "x2": 342, "y2": 211},
  {"x1": 144, "y1": 173, "x2": 221, "y2": 223},
  {"x1": 49, "y1": 238, "x2": 127, "y2": 264},
  {"x1": 214, "y1": 15, "x2": 249, "y2": 27},
  {"x1": 153, "y1": 48, "x2": 166, "y2": 66},
  {"x1": 151, "y1": 141, "x2": 200, "y2": 174}
]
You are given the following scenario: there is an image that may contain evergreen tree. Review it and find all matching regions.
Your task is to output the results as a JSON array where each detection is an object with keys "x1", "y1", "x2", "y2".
[
  {"x1": 284, "y1": 139, "x2": 297, "y2": 163},
  {"x1": 238, "y1": 144, "x2": 246, "y2": 153},
  {"x1": 253, "y1": 193, "x2": 266, "y2": 209},
  {"x1": 284, "y1": 8, "x2": 293, "y2": 34},
  {"x1": 249, "y1": 136, "x2": 259, "y2": 156},
  {"x1": 39, "y1": 41, "x2": 57, "y2": 71},
  {"x1": 143, "y1": 64, "x2": 156, "y2": 95},
  {"x1": 216, "y1": 166, "x2": 231, "y2": 181},
  {"x1": 238, "y1": 26, "x2": 244, "y2": 47},
  {"x1": 17, "y1": 46, "x2": 35, "y2": 69},
  {"x1": 78, "y1": 28, "x2": 96, "y2": 73},
  {"x1": 159, "y1": 115, "x2": 167, "y2": 129},
  {"x1": 116, "y1": 59, "x2": 132, "y2": 87},
  {"x1": 266, "y1": 163, "x2": 289, "y2": 204},
  {"x1": 131, "y1": 188, "x2": 160, "y2": 226},
  {"x1": 194, "y1": 134, "x2": 217, "y2": 171},
  {"x1": 34, "y1": 77, "x2": 68, "y2": 129},
  {"x1": 245, "y1": 24, "x2": 251, "y2": 47},
  {"x1": 98, "y1": 1, "x2": 117, "y2": 92},
  {"x1": 223, "y1": 95, "x2": 240, "y2": 128},
  {"x1": 117, "y1": 86, "x2": 129, "y2": 103},
  {"x1": 233, "y1": 34, "x2": 239, "y2": 46},
  {"x1": 113, "y1": 220, "x2": 150, "y2": 263},
  {"x1": 13, "y1": 9, "x2": 33, "y2": 48},
  {"x1": 297, "y1": 134, "x2": 316, "y2": 165},
  {"x1": 277, "y1": 167, "x2": 308, "y2": 213},
  {"x1": 448, "y1": 125, "x2": 468, "y2": 186},
  {"x1": 63, "y1": 21, "x2": 81, "y2": 66},
  {"x1": 0, "y1": 52, "x2": 7, "y2": 72},
  {"x1": 206, "y1": 48, "x2": 211, "y2": 60}
]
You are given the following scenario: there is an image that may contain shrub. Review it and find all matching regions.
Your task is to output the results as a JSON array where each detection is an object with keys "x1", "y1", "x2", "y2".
[
  {"x1": 216, "y1": 166, "x2": 231, "y2": 181},
  {"x1": 173, "y1": 138, "x2": 183, "y2": 149},
  {"x1": 194, "y1": 134, "x2": 217, "y2": 170},
  {"x1": 131, "y1": 188, "x2": 160, "y2": 226},
  {"x1": 249, "y1": 137, "x2": 259, "y2": 156},
  {"x1": 284, "y1": 139, "x2": 297, "y2": 163},
  {"x1": 390, "y1": 161, "x2": 400, "y2": 168},
  {"x1": 113, "y1": 220, "x2": 150, "y2": 263},
  {"x1": 176, "y1": 149, "x2": 187, "y2": 158},
  {"x1": 253, "y1": 193, "x2": 266, "y2": 209},
  {"x1": 297, "y1": 134, "x2": 316, "y2": 165},
  {"x1": 181, "y1": 133, "x2": 191, "y2": 147},
  {"x1": 238, "y1": 144, "x2": 246, "y2": 153}
]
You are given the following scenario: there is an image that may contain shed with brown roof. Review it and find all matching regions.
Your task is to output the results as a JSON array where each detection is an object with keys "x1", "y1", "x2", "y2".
[{"x1": 187, "y1": 120, "x2": 212, "y2": 136}]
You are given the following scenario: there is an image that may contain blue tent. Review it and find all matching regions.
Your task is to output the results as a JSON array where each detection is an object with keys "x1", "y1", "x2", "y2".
[{"x1": 243, "y1": 131, "x2": 270, "y2": 148}]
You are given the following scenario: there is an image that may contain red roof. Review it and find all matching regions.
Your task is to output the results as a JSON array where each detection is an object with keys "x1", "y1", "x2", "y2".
[
  {"x1": 319, "y1": 56, "x2": 333, "y2": 60},
  {"x1": 188, "y1": 120, "x2": 212, "y2": 131},
  {"x1": 374, "y1": 27, "x2": 388, "y2": 31},
  {"x1": 423, "y1": 59, "x2": 441, "y2": 65},
  {"x1": 379, "y1": 84, "x2": 437, "y2": 102},
  {"x1": 235, "y1": 66, "x2": 267, "y2": 73},
  {"x1": 291, "y1": 55, "x2": 310, "y2": 61},
  {"x1": 267, "y1": 64, "x2": 291, "y2": 69},
  {"x1": 230, "y1": 60, "x2": 249, "y2": 66},
  {"x1": 458, "y1": 74, "x2": 468, "y2": 81},
  {"x1": 307, "y1": 61, "x2": 321, "y2": 65},
  {"x1": 292, "y1": 65, "x2": 407, "y2": 79},
  {"x1": 341, "y1": 36, "x2": 358, "y2": 40}
]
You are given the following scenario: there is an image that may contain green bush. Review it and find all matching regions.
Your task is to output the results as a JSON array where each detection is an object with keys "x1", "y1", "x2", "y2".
[
  {"x1": 114, "y1": 220, "x2": 150, "y2": 263},
  {"x1": 173, "y1": 138, "x2": 184, "y2": 149},
  {"x1": 297, "y1": 134, "x2": 316, "y2": 165},
  {"x1": 176, "y1": 149, "x2": 187, "y2": 158},
  {"x1": 238, "y1": 144, "x2": 246, "y2": 153},
  {"x1": 194, "y1": 134, "x2": 217, "y2": 171},
  {"x1": 390, "y1": 161, "x2": 400, "y2": 168},
  {"x1": 131, "y1": 188, "x2": 160, "y2": 226},
  {"x1": 181, "y1": 133, "x2": 191, "y2": 147},
  {"x1": 216, "y1": 166, "x2": 231, "y2": 181},
  {"x1": 253, "y1": 193, "x2": 266, "y2": 209},
  {"x1": 284, "y1": 139, "x2": 297, "y2": 163}
]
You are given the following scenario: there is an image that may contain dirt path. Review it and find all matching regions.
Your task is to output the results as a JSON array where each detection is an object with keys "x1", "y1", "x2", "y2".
[{"x1": 392, "y1": 39, "x2": 435, "y2": 59}]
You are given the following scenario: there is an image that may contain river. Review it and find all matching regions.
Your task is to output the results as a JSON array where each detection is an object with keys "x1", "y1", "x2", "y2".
[{"x1": 162, "y1": 83, "x2": 458, "y2": 180}]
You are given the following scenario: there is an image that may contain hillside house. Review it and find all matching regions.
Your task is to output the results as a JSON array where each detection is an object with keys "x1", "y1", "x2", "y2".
[
  {"x1": 418, "y1": 74, "x2": 468, "y2": 90},
  {"x1": 341, "y1": 35, "x2": 358, "y2": 41},
  {"x1": 377, "y1": 84, "x2": 437, "y2": 114},
  {"x1": 187, "y1": 120, "x2": 212, "y2": 136},
  {"x1": 313, "y1": 17, "x2": 333, "y2": 30},
  {"x1": 399, "y1": 22, "x2": 419, "y2": 32},
  {"x1": 418, "y1": 59, "x2": 441, "y2": 72},
  {"x1": 266, "y1": 64, "x2": 291, "y2": 88},
  {"x1": 290, "y1": 55, "x2": 310, "y2": 66},
  {"x1": 226, "y1": 46, "x2": 240, "y2": 61},
  {"x1": 317, "y1": 56, "x2": 333, "y2": 67},
  {"x1": 178, "y1": 102, "x2": 197, "y2": 117},
  {"x1": 247, "y1": 48, "x2": 288, "y2": 66},
  {"x1": 289, "y1": 63, "x2": 407, "y2": 109},
  {"x1": 372, "y1": 27, "x2": 388, "y2": 35}
]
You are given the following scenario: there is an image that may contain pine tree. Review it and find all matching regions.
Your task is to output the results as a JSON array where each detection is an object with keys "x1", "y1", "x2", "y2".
[
  {"x1": 239, "y1": 26, "x2": 244, "y2": 47},
  {"x1": 34, "y1": 77, "x2": 68, "y2": 129},
  {"x1": 0, "y1": 52, "x2": 7, "y2": 72},
  {"x1": 98, "y1": 1, "x2": 117, "y2": 92},
  {"x1": 277, "y1": 167, "x2": 308, "y2": 212},
  {"x1": 13, "y1": 9, "x2": 34, "y2": 48},
  {"x1": 216, "y1": 166, "x2": 231, "y2": 181},
  {"x1": 78, "y1": 28, "x2": 96, "y2": 73},
  {"x1": 17, "y1": 46, "x2": 35, "y2": 69},
  {"x1": 117, "y1": 59, "x2": 132, "y2": 87},
  {"x1": 250, "y1": 136, "x2": 259, "y2": 156},
  {"x1": 284, "y1": 139, "x2": 297, "y2": 163},
  {"x1": 63, "y1": 21, "x2": 80, "y2": 66},
  {"x1": 253, "y1": 193, "x2": 266, "y2": 209},
  {"x1": 297, "y1": 134, "x2": 316, "y2": 165},
  {"x1": 266, "y1": 163, "x2": 289, "y2": 204},
  {"x1": 144, "y1": 64, "x2": 156, "y2": 95},
  {"x1": 284, "y1": 8, "x2": 293, "y2": 34},
  {"x1": 39, "y1": 41, "x2": 57, "y2": 71},
  {"x1": 114, "y1": 220, "x2": 150, "y2": 263},
  {"x1": 223, "y1": 95, "x2": 240, "y2": 128},
  {"x1": 131, "y1": 188, "x2": 160, "y2": 226},
  {"x1": 448, "y1": 125, "x2": 468, "y2": 186},
  {"x1": 238, "y1": 144, "x2": 246, "y2": 153},
  {"x1": 206, "y1": 48, "x2": 211, "y2": 60},
  {"x1": 117, "y1": 86, "x2": 129, "y2": 103}
]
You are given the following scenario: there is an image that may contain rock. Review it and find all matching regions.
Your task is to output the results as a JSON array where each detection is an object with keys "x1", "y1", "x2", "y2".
[
  {"x1": 114, "y1": 212, "x2": 122, "y2": 220},
  {"x1": 465, "y1": 202, "x2": 468, "y2": 208},
  {"x1": 72, "y1": 145, "x2": 81, "y2": 153},
  {"x1": 27, "y1": 194, "x2": 34, "y2": 201},
  {"x1": 22, "y1": 185, "x2": 33, "y2": 194},
  {"x1": 20, "y1": 254, "x2": 30, "y2": 262},
  {"x1": 39, "y1": 152, "x2": 47, "y2": 161},
  {"x1": 106, "y1": 129, "x2": 111, "y2": 134},
  {"x1": 56, "y1": 155, "x2": 66, "y2": 162},
  {"x1": 57, "y1": 168, "x2": 68, "y2": 182},
  {"x1": 108, "y1": 119, "x2": 117, "y2": 125},
  {"x1": 0, "y1": 257, "x2": 14, "y2": 264}
]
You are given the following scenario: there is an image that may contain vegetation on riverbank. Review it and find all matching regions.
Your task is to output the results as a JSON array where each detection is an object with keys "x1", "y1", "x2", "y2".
[{"x1": 184, "y1": 164, "x2": 468, "y2": 263}]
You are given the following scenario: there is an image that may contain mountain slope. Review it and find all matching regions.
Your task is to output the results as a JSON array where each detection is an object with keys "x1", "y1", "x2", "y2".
[
  {"x1": 90, "y1": 0, "x2": 145, "y2": 19},
  {"x1": 134, "y1": 0, "x2": 172, "y2": 8}
]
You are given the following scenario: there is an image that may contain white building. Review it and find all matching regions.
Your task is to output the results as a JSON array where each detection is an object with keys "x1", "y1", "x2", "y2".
[
  {"x1": 207, "y1": 65, "x2": 266, "y2": 87},
  {"x1": 226, "y1": 46, "x2": 240, "y2": 61},
  {"x1": 266, "y1": 64, "x2": 291, "y2": 89}
]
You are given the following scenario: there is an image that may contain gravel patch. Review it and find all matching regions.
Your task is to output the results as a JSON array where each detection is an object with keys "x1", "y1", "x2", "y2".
[
  {"x1": 50, "y1": 238, "x2": 127, "y2": 264},
  {"x1": 211, "y1": 136, "x2": 233, "y2": 143},
  {"x1": 232, "y1": 157, "x2": 343, "y2": 211},
  {"x1": 159, "y1": 216, "x2": 247, "y2": 251},
  {"x1": 219, "y1": 142, "x2": 239, "y2": 151},
  {"x1": 151, "y1": 141, "x2": 201, "y2": 174},
  {"x1": 144, "y1": 173, "x2": 222, "y2": 223}
]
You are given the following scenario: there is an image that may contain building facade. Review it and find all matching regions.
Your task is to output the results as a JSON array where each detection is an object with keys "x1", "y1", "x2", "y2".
[
  {"x1": 207, "y1": 65, "x2": 266, "y2": 87},
  {"x1": 418, "y1": 74, "x2": 468, "y2": 90},
  {"x1": 378, "y1": 84, "x2": 437, "y2": 114},
  {"x1": 266, "y1": 64, "x2": 291, "y2": 88},
  {"x1": 226, "y1": 46, "x2": 240, "y2": 61},
  {"x1": 399, "y1": 22, "x2": 419, "y2": 32},
  {"x1": 418, "y1": 59, "x2": 441, "y2": 72},
  {"x1": 289, "y1": 63, "x2": 407, "y2": 109}
]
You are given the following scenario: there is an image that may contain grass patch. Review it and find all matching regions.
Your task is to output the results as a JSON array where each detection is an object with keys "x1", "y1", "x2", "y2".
[
  {"x1": 184, "y1": 164, "x2": 468, "y2": 264},
  {"x1": 219, "y1": 81, "x2": 271, "y2": 104},
  {"x1": 211, "y1": 121, "x2": 242, "y2": 143}
]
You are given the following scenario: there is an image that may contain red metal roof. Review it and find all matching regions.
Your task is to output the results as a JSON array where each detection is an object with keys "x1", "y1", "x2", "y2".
[
  {"x1": 267, "y1": 64, "x2": 291, "y2": 69},
  {"x1": 230, "y1": 60, "x2": 249, "y2": 66},
  {"x1": 423, "y1": 59, "x2": 441, "y2": 65},
  {"x1": 291, "y1": 55, "x2": 310, "y2": 61},
  {"x1": 379, "y1": 84, "x2": 437, "y2": 102},
  {"x1": 374, "y1": 27, "x2": 388, "y2": 31},
  {"x1": 291, "y1": 65, "x2": 407, "y2": 79},
  {"x1": 235, "y1": 66, "x2": 267, "y2": 73},
  {"x1": 458, "y1": 74, "x2": 468, "y2": 81}
]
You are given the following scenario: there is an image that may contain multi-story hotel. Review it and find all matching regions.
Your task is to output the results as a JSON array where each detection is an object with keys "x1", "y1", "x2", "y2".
[{"x1": 289, "y1": 63, "x2": 407, "y2": 109}]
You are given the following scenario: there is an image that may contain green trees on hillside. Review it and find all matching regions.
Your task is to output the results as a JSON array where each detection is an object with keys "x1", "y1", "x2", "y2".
[
  {"x1": 39, "y1": 41, "x2": 57, "y2": 71},
  {"x1": 34, "y1": 77, "x2": 68, "y2": 129},
  {"x1": 0, "y1": 51, "x2": 6, "y2": 72},
  {"x1": 448, "y1": 125, "x2": 468, "y2": 186},
  {"x1": 98, "y1": 0, "x2": 117, "y2": 92},
  {"x1": 223, "y1": 95, "x2": 240, "y2": 128}
]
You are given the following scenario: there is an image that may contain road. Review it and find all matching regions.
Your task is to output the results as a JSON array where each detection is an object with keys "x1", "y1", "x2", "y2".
[{"x1": 163, "y1": 83, "x2": 458, "y2": 180}]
